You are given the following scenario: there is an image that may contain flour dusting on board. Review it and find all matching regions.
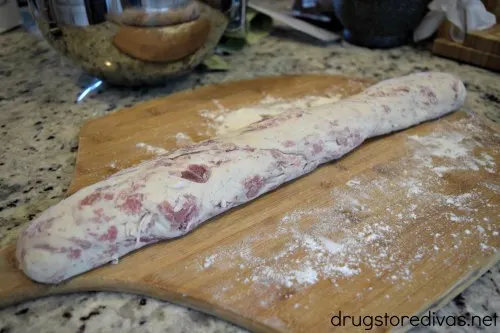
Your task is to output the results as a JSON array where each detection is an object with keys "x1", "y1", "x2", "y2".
[
  {"x1": 174, "y1": 132, "x2": 193, "y2": 147},
  {"x1": 135, "y1": 142, "x2": 168, "y2": 155},
  {"x1": 137, "y1": 94, "x2": 343, "y2": 150},
  {"x1": 199, "y1": 94, "x2": 342, "y2": 136},
  {"x1": 407, "y1": 131, "x2": 495, "y2": 176},
  {"x1": 197, "y1": 116, "x2": 498, "y2": 306}
]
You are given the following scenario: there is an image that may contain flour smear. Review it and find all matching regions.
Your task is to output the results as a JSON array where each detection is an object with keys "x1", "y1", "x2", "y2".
[
  {"x1": 135, "y1": 142, "x2": 168, "y2": 155},
  {"x1": 198, "y1": 94, "x2": 342, "y2": 136},
  {"x1": 194, "y1": 110, "x2": 498, "y2": 308},
  {"x1": 134, "y1": 94, "x2": 343, "y2": 152},
  {"x1": 134, "y1": 132, "x2": 194, "y2": 156}
]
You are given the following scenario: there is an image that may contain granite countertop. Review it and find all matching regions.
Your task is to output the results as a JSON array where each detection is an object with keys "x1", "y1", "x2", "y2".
[{"x1": 0, "y1": 3, "x2": 499, "y2": 333}]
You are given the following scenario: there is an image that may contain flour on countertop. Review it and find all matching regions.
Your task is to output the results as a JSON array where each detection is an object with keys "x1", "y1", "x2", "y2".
[
  {"x1": 197, "y1": 116, "x2": 498, "y2": 306},
  {"x1": 135, "y1": 142, "x2": 168, "y2": 155},
  {"x1": 199, "y1": 94, "x2": 342, "y2": 136}
]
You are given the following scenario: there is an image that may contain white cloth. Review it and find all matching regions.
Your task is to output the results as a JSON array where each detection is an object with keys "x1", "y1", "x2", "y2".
[{"x1": 414, "y1": 0, "x2": 497, "y2": 42}]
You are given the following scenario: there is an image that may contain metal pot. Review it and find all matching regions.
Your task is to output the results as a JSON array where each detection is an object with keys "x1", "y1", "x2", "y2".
[{"x1": 27, "y1": 0, "x2": 246, "y2": 86}]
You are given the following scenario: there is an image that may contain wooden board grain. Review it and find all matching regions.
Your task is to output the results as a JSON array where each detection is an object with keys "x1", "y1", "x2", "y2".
[
  {"x1": 0, "y1": 75, "x2": 499, "y2": 333},
  {"x1": 432, "y1": 6, "x2": 500, "y2": 72},
  {"x1": 432, "y1": 38, "x2": 500, "y2": 72}
]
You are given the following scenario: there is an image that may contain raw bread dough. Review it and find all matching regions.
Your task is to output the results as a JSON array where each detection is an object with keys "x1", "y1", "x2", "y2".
[{"x1": 16, "y1": 72, "x2": 466, "y2": 284}]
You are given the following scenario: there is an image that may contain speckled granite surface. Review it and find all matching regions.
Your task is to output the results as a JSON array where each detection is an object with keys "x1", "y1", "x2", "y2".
[{"x1": 0, "y1": 3, "x2": 499, "y2": 333}]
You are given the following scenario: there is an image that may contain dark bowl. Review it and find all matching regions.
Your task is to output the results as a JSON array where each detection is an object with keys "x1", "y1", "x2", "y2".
[{"x1": 332, "y1": 0, "x2": 430, "y2": 48}]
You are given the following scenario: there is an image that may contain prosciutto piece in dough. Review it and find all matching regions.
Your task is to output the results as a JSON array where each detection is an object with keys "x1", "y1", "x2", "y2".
[{"x1": 16, "y1": 72, "x2": 467, "y2": 284}]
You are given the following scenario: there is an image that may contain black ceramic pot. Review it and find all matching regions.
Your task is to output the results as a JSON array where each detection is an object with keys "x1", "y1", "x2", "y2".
[{"x1": 332, "y1": 0, "x2": 430, "y2": 48}]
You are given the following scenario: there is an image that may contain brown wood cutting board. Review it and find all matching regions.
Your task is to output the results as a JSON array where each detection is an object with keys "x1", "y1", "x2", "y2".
[
  {"x1": 432, "y1": 0, "x2": 500, "y2": 71},
  {"x1": 1, "y1": 75, "x2": 499, "y2": 333}
]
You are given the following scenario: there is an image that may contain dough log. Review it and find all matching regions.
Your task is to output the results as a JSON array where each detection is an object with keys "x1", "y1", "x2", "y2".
[{"x1": 16, "y1": 72, "x2": 466, "y2": 284}]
